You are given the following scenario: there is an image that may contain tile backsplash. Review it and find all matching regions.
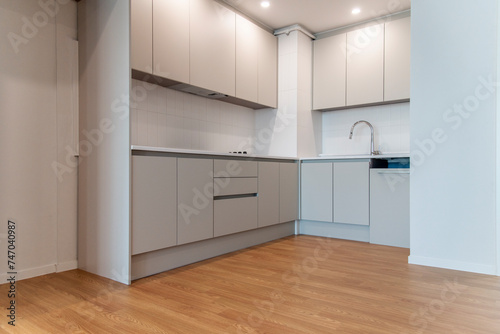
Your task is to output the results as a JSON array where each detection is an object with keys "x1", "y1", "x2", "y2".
[
  {"x1": 322, "y1": 102, "x2": 410, "y2": 155},
  {"x1": 130, "y1": 79, "x2": 255, "y2": 153}
]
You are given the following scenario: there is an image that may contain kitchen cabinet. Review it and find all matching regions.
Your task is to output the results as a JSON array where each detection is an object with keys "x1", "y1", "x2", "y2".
[
  {"x1": 301, "y1": 162, "x2": 333, "y2": 222},
  {"x1": 346, "y1": 24, "x2": 384, "y2": 106},
  {"x1": 214, "y1": 197, "x2": 258, "y2": 237},
  {"x1": 132, "y1": 155, "x2": 177, "y2": 255},
  {"x1": 334, "y1": 161, "x2": 370, "y2": 225},
  {"x1": 279, "y1": 163, "x2": 299, "y2": 223},
  {"x1": 370, "y1": 169, "x2": 410, "y2": 247},
  {"x1": 258, "y1": 162, "x2": 280, "y2": 227},
  {"x1": 190, "y1": 0, "x2": 236, "y2": 96},
  {"x1": 384, "y1": 16, "x2": 411, "y2": 101},
  {"x1": 177, "y1": 158, "x2": 214, "y2": 245},
  {"x1": 313, "y1": 33, "x2": 346, "y2": 110},
  {"x1": 153, "y1": 0, "x2": 190, "y2": 82},
  {"x1": 131, "y1": 0, "x2": 152, "y2": 73},
  {"x1": 257, "y1": 24, "x2": 278, "y2": 108},
  {"x1": 236, "y1": 15, "x2": 278, "y2": 108}
]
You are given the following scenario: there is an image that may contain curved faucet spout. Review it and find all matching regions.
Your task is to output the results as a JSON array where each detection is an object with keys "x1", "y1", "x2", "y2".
[{"x1": 349, "y1": 120, "x2": 380, "y2": 155}]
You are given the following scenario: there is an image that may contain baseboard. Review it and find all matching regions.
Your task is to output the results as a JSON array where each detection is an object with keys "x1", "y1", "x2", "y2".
[
  {"x1": 298, "y1": 220, "x2": 370, "y2": 242},
  {"x1": 0, "y1": 260, "x2": 78, "y2": 284},
  {"x1": 408, "y1": 255, "x2": 497, "y2": 276}
]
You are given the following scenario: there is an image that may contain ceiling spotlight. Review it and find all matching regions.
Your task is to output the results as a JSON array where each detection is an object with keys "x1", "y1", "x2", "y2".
[
  {"x1": 352, "y1": 8, "x2": 361, "y2": 14},
  {"x1": 261, "y1": 1, "x2": 270, "y2": 8}
]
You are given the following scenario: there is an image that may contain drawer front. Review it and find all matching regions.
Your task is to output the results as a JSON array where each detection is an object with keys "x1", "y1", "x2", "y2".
[
  {"x1": 214, "y1": 197, "x2": 258, "y2": 237},
  {"x1": 214, "y1": 160, "x2": 258, "y2": 177},
  {"x1": 214, "y1": 177, "x2": 258, "y2": 197}
]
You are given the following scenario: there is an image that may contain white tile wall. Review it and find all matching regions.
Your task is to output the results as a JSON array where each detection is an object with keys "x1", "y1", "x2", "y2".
[
  {"x1": 130, "y1": 79, "x2": 256, "y2": 153},
  {"x1": 322, "y1": 102, "x2": 410, "y2": 155}
]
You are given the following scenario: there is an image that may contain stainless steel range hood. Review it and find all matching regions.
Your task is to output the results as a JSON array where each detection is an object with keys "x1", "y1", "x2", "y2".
[{"x1": 169, "y1": 83, "x2": 228, "y2": 99}]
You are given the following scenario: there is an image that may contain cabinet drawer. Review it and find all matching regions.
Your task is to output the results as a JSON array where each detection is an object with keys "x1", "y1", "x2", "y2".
[
  {"x1": 215, "y1": 177, "x2": 257, "y2": 197},
  {"x1": 214, "y1": 160, "x2": 257, "y2": 177},
  {"x1": 214, "y1": 197, "x2": 258, "y2": 237}
]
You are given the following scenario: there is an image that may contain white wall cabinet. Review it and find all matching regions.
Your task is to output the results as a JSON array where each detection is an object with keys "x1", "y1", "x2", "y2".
[
  {"x1": 279, "y1": 163, "x2": 299, "y2": 223},
  {"x1": 370, "y1": 169, "x2": 410, "y2": 247},
  {"x1": 177, "y1": 158, "x2": 214, "y2": 245},
  {"x1": 333, "y1": 161, "x2": 370, "y2": 225},
  {"x1": 300, "y1": 162, "x2": 333, "y2": 222},
  {"x1": 153, "y1": 0, "x2": 190, "y2": 82},
  {"x1": 384, "y1": 16, "x2": 411, "y2": 101},
  {"x1": 313, "y1": 33, "x2": 346, "y2": 110},
  {"x1": 258, "y1": 162, "x2": 280, "y2": 227},
  {"x1": 190, "y1": 0, "x2": 236, "y2": 96},
  {"x1": 257, "y1": 24, "x2": 278, "y2": 108},
  {"x1": 346, "y1": 24, "x2": 385, "y2": 106},
  {"x1": 131, "y1": 0, "x2": 152, "y2": 73},
  {"x1": 132, "y1": 155, "x2": 177, "y2": 255}
]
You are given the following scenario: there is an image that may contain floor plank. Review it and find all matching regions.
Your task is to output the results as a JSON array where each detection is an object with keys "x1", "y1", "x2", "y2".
[{"x1": 1, "y1": 236, "x2": 499, "y2": 333}]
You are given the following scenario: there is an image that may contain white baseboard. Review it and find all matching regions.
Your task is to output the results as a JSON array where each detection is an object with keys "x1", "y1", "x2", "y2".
[
  {"x1": 408, "y1": 255, "x2": 497, "y2": 276},
  {"x1": 0, "y1": 260, "x2": 78, "y2": 284}
]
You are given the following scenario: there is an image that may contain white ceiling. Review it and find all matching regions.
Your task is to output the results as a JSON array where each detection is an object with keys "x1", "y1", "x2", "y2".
[{"x1": 222, "y1": 0, "x2": 411, "y2": 34}]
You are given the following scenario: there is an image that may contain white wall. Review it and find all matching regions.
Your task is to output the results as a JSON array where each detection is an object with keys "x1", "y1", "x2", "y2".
[
  {"x1": 130, "y1": 80, "x2": 255, "y2": 153},
  {"x1": 323, "y1": 102, "x2": 410, "y2": 155},
  {"x1": 0, "y1": 0, "x2": 78, "y2": 282},
  {"x1": 410, "y1": 0, "x2": 498, "y2": 274}
]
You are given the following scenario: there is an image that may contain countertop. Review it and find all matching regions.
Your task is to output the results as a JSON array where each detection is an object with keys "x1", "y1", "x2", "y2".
[
  {"x1": 131, "y1": 145, "x2": 298, "y2": 161},
  {"x1": 301, "y1": 152, "x2": 410, "y2": 161}
]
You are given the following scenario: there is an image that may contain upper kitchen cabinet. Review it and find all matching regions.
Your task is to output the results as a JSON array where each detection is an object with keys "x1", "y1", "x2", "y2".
[
  {"x1": 346, "y1": 24, "x2": 384, "y2": 106},
  {"x1": 153, "y1": 0, "x2": 190, "y2": 83},
  {"x1": 236, "y1": 15, "x2": 278, "y2": 108},
  {"x1": 257, "y1": 24, "x2": 278, "y2": 108},
  {"x1": 190, "y1": 0, "x2": 236, "y2": 97},
  {"x1": 313, "y1": 33, "x2": 347, "y2": 110},
  {"x1": 131, "y1": 0, "x2": 152, "y2": 73},
  {"x1": 384, "y1": 16, "x2": 411, "y2": 101}
]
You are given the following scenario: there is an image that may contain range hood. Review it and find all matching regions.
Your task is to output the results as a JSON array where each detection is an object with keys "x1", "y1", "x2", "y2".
[{"x1": 169, "y1": 83, "x2": 228, "y2": 99}]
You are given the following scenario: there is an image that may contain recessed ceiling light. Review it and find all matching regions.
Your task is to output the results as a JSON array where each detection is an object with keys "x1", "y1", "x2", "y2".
[
  {"x1": 261, "y1": 1, "x2": 270, "y2": 8},
  {"x1": 352, "y1": 8, "x2": 361, "y2": 14}
]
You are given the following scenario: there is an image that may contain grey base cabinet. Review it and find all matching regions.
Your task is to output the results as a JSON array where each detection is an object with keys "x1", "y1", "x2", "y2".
[
  {"x1": 132, "y1": 155, "x2": 177, "y2": 255},
  {"x1": 279, "y1": 163, "x2": 299, "y2": 223},
  {"x1": 177, "y1": 158, "x2": 214, "y2": 245},
  {"x1": 258, "y1": 162, "x2": 280, "y2": 227},
  {"x1": 214, "y1": 197, "x2": 258, "y2": 237},
  {"x1": 370, "y1": 169, "x2": 410, "y2": 248},
  {"x1": 300, "y1": 162, "x2": 333, "y2": 222}
]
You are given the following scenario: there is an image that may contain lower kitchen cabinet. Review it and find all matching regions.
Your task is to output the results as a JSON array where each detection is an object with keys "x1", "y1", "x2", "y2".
[
  {"x1": 177, "y1": 158, "x2": 214, "y2": 245},
  {"x1": 214, "y1": 196, "x2": 258, "y2": 237},
  {"x1": 370, "y1": 169, "x2": 410, "y2": 247},
  {"x1": 333, "y1": 161, "x2": 370, "y2": 225},
  {"x1": 300, "y1": 160, "x2": 369, "y2": 226},
  {"x1": 132, "y1": 155, "x2": 177, "y2": 255},
  {"x1": 280, "y1": 163, "x2": 299, "y2": 223},
  {"x1": 301, "y1": 162, "x2": 333, "y2": 222},
  {"x1": 258, "y1": 162, "x2": 280, "y2": 227}
]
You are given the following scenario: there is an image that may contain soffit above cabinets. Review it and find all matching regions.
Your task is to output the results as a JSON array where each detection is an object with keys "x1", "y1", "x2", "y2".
[{"x1": 220, "y1": 0, "x2": 411, "y2": 34}]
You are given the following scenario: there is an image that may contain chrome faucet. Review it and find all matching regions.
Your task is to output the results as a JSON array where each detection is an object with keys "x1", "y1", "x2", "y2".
[{"x1": 349, "y1": 120, "x2": 380, "y2": 155}]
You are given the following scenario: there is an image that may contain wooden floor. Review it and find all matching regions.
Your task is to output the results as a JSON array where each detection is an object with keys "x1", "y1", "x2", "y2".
[{"x1": 1, "y1": 236, "x2": 500, "y2": 333}]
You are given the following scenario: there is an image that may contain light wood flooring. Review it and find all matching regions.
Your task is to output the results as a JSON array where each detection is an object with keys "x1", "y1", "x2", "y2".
[{"x1": 1, "y1": 236, "x2": 499, "y2": 333}]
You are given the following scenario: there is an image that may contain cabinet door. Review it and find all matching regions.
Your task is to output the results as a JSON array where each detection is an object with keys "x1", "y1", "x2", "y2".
[
  {"x1": 313, "y1": 33, "x2": 346, "y2": 110},
  {"x1": 346, "y1": 24, "x2": 384, "y2": 106},
  {"x1": 131, "y1": 0, "x2": 152, "y2": 73},
  {"x1": 384, "y1": 16, "x2": 411, "y2": 101},
  {"x1": 153, "y1": 0, "x2": 190, "y2": 82},
  {"x1": 258, "y1": 26, "x2": 278, "y2": 108},
  {"x1": 177, "y1": 158, "x2": 214, "y2": 245},
  {"x1": 333, "y1": 161, "x2": 369, "y2": 225},
  {"x1": 190, "y1": 0, "x2": 235, "y2": 96},
  {"x1": 236, "y1": 15, "x2": 259, "y2": 104},
  {"x1": 301, "y1": 162, "x2": 333, "y2": 222},
  {"x1": 258, "y1": 162, "x2": 280, "y2": 227},
  {"x1": 279, "y1": 163, "x2": 298, "y2": 223},
  {"x1": 370, "y1": 169, "x2": 410, "y2": 247},
  {"x1": 132, "y1": 156, "x2": 177, "y2": 255}
]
